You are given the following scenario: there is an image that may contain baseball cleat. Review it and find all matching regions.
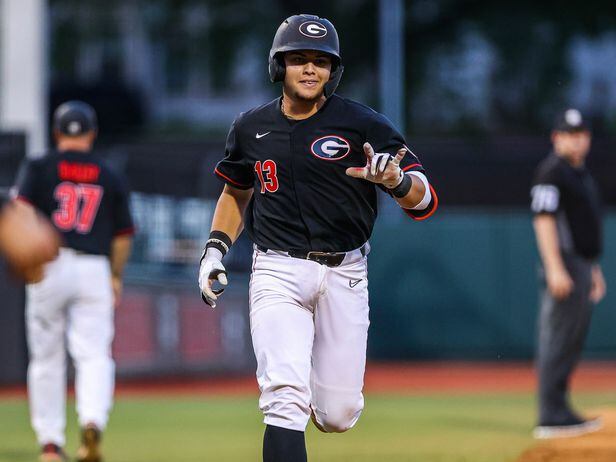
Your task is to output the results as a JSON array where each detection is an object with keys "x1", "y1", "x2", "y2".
[
  {"x1": 75, "y1": 424, "x2": 102, "y2": 462},
  {"x1": 533, "y1": 416, "x2": 602, "y2": 439},
  {"x1": 39, "y1": 443, "x2": 68, "y2": 462}
]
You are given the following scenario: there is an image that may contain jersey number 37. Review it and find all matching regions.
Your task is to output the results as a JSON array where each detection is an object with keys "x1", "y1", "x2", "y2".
[{"x1": 53, "y1": 182, "x2": 103, "y2": 234}]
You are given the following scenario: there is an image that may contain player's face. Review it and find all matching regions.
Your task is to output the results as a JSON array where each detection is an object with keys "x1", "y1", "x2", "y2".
[
  {"x1": 283, "y1": 51, "x2": 332, "y2": 102},
  {"x1": 54, "y1": 130, "x2": 97, "y2": 152},
  {"x1": 552, "y1": 130, "x2": 592, "y2": 166}
]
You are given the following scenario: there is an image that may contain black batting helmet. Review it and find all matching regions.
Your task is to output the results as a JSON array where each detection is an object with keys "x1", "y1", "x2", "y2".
[
  {"x1": 53, "y1": 101, "x2": 98, "y2": 137},
  {"x1": 268, "y1": 14, "x2": 344, "y2": 97}
]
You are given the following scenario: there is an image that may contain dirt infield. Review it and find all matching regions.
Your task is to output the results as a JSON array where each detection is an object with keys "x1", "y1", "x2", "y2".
[
  {"x1": 364, "y1": 361, "x2": 616, "y2": 393},
  {"x1": 517, "y1": 409, "x2": 616, "y2": 462},
  {"x1": 2, "y1": 361, "x2": 615, "y2": 398},
  {"x1": 114, "y1": 361, "x2": 616, "y2": 396}
]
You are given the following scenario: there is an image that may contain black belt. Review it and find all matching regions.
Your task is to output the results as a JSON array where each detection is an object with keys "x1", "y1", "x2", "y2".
[{"x1": 256, "y1": 244, "x2": 366, "y2": 268}]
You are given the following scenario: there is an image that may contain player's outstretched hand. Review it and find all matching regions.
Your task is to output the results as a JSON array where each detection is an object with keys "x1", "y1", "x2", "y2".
[
  {"x1": 346, "y1": 142, "x2": 407, "y2": 189},
  {"x1": 198, "y1": 248, "x2": 228, "y2": 308}
]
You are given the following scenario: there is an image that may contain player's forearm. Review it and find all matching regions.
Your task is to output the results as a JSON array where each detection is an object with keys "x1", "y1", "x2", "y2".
[
  {"x1": 393, "y1": 173, "x2": 427, "y2": 209},
  {"x1": 533, "y1": 215, "x2": 566, "y2": 272},
  {"x1": 210, "y1": 185, "x2": 253, "y2": 243},
  {"x1": 390, "y1": 170, "x2": 434, "y2": 213},
  {"x1": 110, "y1": 235, "x2": 132, "y2": 279}
]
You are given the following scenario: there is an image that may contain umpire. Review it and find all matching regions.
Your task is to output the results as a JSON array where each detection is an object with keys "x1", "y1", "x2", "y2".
[{"x1": 531, "y1": 108, "x2": 606, "y2": 439}]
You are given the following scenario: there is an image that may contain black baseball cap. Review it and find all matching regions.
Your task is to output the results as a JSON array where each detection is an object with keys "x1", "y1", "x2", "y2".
[
  {"x1": 53, "y1": 101, "x2": 98, "y2": 137},
  {"x1": 553, "y1": 108, "x2": 590, "y2": 132}
]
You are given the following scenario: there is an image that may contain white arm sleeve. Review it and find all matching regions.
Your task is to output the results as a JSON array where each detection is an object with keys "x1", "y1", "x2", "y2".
[
  {"x1": 407, "y1": 171, "x2": 432, "y2": 210},
  {"x1": 408, "y1": 172, "x2": 432, "y2": 210}
]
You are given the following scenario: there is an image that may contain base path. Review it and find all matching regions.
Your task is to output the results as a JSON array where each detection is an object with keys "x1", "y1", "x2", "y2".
[
  {"x1": 1, "y1": 361, "x2": 615, "y2": 398},
  {"x1": 362, "y1": 361, "x2": 616, "y2": 394},
  {"x1": 517, "y1": 408, "x2": 616, "y2": 462}
]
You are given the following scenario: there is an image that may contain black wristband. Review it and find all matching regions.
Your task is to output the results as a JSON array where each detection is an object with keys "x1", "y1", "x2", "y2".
[
  {"x1": 388, "y1": 173, "x2": 413, "y2": 198},
  {"x1": 205, "y1": 230, "x2": 233, "y2": 257}
]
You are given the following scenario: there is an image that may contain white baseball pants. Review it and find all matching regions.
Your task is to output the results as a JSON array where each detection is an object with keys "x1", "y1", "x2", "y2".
[
  {"x1": 26, "y1": 248, "x2": 115, "y2": 447},
  {"x1": 249, "y1": 244, "x2": 370, "y2": 433}
]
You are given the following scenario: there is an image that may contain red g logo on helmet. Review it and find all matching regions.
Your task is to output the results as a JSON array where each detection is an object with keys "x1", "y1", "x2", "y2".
[
  {"x1": 299, "y1": 21, "x2": 328, "y2": 38},
  {"x1": 310, "y1": 135, "x2": 351, "y2": 161}
]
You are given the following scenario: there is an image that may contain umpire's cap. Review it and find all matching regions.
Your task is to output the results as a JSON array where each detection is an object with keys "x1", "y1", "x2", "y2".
[
  {"x1": 53, "y1": 101, "x2": 98, "y2": 137},
  {"x1": 554, "y1": 108, "x2": 590, "y2": 132},
  {"x1": 269, "y1": 14, "x2": 344, "y2": 97}
]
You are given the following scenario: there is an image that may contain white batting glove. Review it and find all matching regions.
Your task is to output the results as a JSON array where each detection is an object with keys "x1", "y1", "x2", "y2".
[
  {"x1": 345, "y1": 142, "x2": 406, "y2": 189},
  {"x1": 198, "y1": 247, "x2": 228, "y2": 308}
]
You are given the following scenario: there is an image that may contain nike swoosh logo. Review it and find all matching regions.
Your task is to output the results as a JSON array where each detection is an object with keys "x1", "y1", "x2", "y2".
[
  {"x1": 256, "y1": 132, "x2": 271, "y2": 139},
  {"x1": 349, "y1": 279, "x2": 362, "y2": 288}
]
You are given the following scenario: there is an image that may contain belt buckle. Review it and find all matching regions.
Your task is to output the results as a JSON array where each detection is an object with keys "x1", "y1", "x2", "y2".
[
  {"x1": 306, "y1": 251, "x2": 329, "y2": 263},
  {"x1": 306, "y1": 251, "x2": 344, "y2": 267}
]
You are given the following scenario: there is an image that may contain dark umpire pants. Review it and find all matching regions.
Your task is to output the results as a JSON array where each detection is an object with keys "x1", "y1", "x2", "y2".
[{"x1": 536, "y1": 253, "x2": 593, "y2": 425}]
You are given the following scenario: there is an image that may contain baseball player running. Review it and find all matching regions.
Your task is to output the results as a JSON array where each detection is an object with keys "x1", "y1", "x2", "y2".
[
  {"x1": 15, "y1": 101, "x2": 134, "y2": 462},
  {"x1": 199, "y1": 15, "x2": 437, "y2": 461}
]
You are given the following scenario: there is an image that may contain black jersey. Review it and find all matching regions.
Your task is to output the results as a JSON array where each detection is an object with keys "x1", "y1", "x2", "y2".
[
  {"x1": 531, "y1": 153, "x2": 602, "y2": 259},
  {"x1": 215, "y1": 95, "x2": 437, "y2": 252},
  {"x1": 16, "y1": 150, "x2": 134, "y2": 256}
]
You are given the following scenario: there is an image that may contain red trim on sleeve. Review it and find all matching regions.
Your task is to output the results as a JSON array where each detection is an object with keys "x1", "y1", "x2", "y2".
[
  {"x1": 16, "y1": 195, "x2": 34, "y2": 206},
  {"x1": 403, "y1": 184, "x2": 439, "y2": 221},
  {"x1": 114, "y1": 227, "x2": 135, "y2": 237},
  {"x1": 214, "y1": 168, "x2": 252, "y2": 189},
  {"x1": 402, "y1": 163, "x2": 422, "y2": 172}
]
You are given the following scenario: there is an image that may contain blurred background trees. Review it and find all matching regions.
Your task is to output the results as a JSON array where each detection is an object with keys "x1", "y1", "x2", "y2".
[{"x1": 48, "y1": 0, "x2": 616, "y2": 138}]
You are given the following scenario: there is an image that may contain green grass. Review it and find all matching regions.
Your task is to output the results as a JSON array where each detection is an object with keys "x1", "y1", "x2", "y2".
[{"x1": 1, "y1": 392, "x2": 615, "y2": 462}]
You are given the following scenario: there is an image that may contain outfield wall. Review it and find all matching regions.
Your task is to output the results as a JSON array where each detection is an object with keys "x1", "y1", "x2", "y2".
[
  {"x1": 1, "y1": 136, "x2": 614, "y2": 382},
  {"x1": 111, "y1": 209, "x2": 616, "y2": 379},
  {"x1": 368, "y1": 210, "x2": 616, "y2": 360}
]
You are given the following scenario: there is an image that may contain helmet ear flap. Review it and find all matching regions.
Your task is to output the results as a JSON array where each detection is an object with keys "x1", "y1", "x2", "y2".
[
  {"x1": 324, "y1": 64, "x2": 344, "y2": 97},
  {"x1": 268, "y1": 54, "x2": 286, "y2": 83}
]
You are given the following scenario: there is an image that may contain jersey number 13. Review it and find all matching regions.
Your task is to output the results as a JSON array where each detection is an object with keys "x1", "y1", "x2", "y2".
[
  {"x1": 254, "y1": 160, "x2": 279, "y2": 194},
  {"x1": 53, "y1": 182, "x2": 104, "y2": 234}
]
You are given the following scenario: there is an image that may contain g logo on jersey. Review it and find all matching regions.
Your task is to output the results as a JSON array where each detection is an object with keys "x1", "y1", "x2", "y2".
[
  {"x1": 310, "y1": 135, "x2": 351, "y2": 161},
  {"x1": 299, "y1": 21, "x2": 328, "y2": 38}
]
